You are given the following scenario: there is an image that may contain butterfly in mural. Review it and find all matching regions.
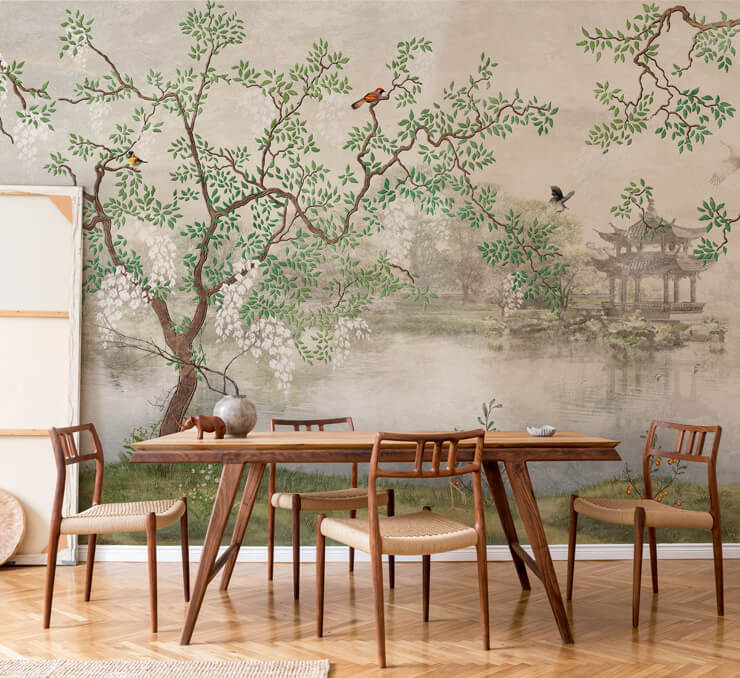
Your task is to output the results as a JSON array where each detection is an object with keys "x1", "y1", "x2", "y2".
[
  {"x1": 351, "y1": 87, "x2": 385, "y2": 109},
  {"x1": 709, "y1": 141, "x2": 740, "y2": 185},
  {"x1": 549, "y1": 185, "x2": 575, "y2": 212},
  {"x1": 126, "y1": 150, "x2": 147, "y2": 168}
]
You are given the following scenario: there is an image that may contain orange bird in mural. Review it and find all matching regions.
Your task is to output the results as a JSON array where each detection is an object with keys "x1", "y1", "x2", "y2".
[{"x1": 351, "y1": 88, "x2": 386, "y2": 109}]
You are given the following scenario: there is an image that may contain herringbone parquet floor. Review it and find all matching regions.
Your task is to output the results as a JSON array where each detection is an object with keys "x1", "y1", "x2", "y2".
[{"x1": 0, "y1": 559, "x2": 738, "y2": 676}]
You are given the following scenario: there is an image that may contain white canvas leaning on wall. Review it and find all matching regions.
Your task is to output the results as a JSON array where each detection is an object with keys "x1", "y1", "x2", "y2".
[{"x1": 0, "y1": 186, "x2": 82, "y2": 564}]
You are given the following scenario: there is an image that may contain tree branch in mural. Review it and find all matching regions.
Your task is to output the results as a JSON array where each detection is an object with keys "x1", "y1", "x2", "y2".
[
  {"x1": 5, "y1": 2, "x2": 562, "y2": 433},
  {"x1": 579, "y1": 3, "x2": 739, "y2": 261},
  {"x1": 0, "y1": 53, "x2": 55, "y2": 147},
  {"x1": 101, "y1": 324, "x2": 246, "y2": 397}
]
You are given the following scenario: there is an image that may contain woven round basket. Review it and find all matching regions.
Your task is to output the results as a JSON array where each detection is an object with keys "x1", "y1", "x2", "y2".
[{"x1": 0, "y1": 489, "x2": 26, "y2": 565}]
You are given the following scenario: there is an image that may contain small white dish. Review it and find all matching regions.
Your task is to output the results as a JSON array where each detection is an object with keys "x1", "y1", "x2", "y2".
[{"x1": 526, "y1": 425, "x2": 557, "y2": 437}]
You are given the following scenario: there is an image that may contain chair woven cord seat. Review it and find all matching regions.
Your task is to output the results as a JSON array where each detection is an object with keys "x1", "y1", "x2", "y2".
[
  {"x1": 271, "y1": 487, "x2": 389, "y2": 512},
  {"x1": 573, "y1": 496, "x2": 713, "y2": 530},
  {"x1": 320, "y1": 510, "x2": 478, "y2": 556},
  {"x1": 60, "y1": 498, "x2": 186, "y2": 535}
]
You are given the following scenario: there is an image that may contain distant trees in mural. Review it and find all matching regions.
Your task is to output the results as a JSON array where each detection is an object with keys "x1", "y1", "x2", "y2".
[
  {"x1": 0, "y1": 2, "x2": 570, "y2": 433},
  {"x1": 579, "y1": 3, "x2": 739, "y2": 261}
]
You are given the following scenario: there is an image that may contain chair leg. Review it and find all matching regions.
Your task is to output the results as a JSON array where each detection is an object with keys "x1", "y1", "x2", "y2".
[
  {"x1": 350, "y1": 462, "x2": 358, "y2": 574},
  {"x1": 292, "y1": 494, "x2": 301, "y2": 601},
  {"x1": 146, "y1": 512, "x2": 158, "y2": 633},
  {"x1": 647, "y1": 526, "x2": 658, "y2": 594},
  {"x1": 84, "y1": 534, "x2": 97, "y2": 602},
  {"x1": 387, "y1": 489, "x2": 395, "y2": 590},
  {"x1": 566, "y1": 495, "x2": 578, "y2": 601},
  {"x1": 180, "y1": 497, "x2": 190, "y2": 602},
  {"x1": 316, "y1": 514, "x2": 326, "y2": 637},
  {"x1": 712, "y1": 524, "x2": 724, "y2": 616},
  {"x1": 475, "y1": 534, "x2": 490, "y2": 651},
  {"x1": 43, "y1": 527, "x2": 61, "y2": 629},
  {"x1": 370, "y1": 539, "x2": 387, "y2": 668},
  {"x1": 268, "y1": 462, "x2": 276, "y2": 581},
  {"x1": 348, "y1": 519, "x2": 355, "y2": 574},
  {"x1": 632, "y1": 507, "x2": 645, "y2": 628},
  {"x1": 422, "y1": 555, "x2": 431, "y2": 622},
  {"x1": 420, "y1": 504, "x2": 431, "y2": 621}
]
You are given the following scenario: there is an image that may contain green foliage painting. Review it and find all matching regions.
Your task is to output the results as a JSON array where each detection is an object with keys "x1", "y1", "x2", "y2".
[
  {"x1": 0, "y1": 2, "x2": 567, "y2": 433},
  {"x1": 579, "y1": 3, "x2": 740, "y2": 262}
]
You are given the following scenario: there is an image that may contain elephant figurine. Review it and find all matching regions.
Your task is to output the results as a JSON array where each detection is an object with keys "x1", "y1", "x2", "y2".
[{"x1": 177, "y1": 414, "x2": 226, "y2": 440}]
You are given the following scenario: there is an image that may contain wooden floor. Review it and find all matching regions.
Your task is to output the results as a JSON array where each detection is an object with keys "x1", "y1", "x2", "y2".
[{"x1": 0, "y1": 559, "x2": 738, "y2": 676}]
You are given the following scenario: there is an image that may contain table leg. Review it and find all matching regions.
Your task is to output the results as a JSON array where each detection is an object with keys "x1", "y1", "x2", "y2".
[
  {"x1": 482, "y1": 461, "x2": 531, "y2": 591},
  {"x1": 220, "y1": 462, "x2": 266, "y2": 592},
  {"x1": 180, "y1": 462, "x2": 245, "y2": 645},
  {"x1": 504, "y1": 461, "x2": 574, "y2": 644}
]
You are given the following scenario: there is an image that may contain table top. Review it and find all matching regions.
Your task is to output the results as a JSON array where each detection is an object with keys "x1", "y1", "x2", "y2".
[{"x1": 131, "y1": 429, "x2": 621, "y2": 464}]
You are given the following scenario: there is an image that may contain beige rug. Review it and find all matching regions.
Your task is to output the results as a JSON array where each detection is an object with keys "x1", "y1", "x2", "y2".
[{"x1": 0, "y1": 660, "x2": 329, "y2": 678}]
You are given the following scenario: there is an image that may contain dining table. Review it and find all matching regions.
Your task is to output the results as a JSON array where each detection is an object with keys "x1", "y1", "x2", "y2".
[{"x1": 131, "y1": 428, "x2": 621, "y2": 646}]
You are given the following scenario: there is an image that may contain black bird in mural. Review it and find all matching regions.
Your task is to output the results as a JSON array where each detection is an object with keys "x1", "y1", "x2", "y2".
[
  {"x1": 126, "y1": 150, "x2": 147, "y2": 168},
  {"x1": 709, "y1": 141, "x2": 740, "y2": 185},
  {"x1": 549, "y1": 185, "x2": 575, "y2": 211}
]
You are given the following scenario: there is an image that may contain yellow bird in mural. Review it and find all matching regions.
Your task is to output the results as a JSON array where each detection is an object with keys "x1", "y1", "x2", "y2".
[
  {"x1": 351, "y1": 87, "x2": 386, "y2": 110},
  {"x1": 126, "y1": 150, "x2": 147, "y2": 168}
]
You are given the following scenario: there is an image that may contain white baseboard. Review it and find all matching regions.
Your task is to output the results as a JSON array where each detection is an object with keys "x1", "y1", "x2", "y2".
[{"x1": 54, "y1": 543, "x2": 740, "y2": 565}]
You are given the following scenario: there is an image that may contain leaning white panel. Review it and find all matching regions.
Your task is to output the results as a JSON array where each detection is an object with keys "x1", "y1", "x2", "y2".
[{"x1": 0, "y1": 186, "x2": 82, "y2": 564}]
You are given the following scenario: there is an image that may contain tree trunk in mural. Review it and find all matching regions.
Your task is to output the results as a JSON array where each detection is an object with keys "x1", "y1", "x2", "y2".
[
  {"x1": 164, "y1": 363, "x2": 198, "y2": 436},
  {"x1": 154, "y1": 298, "x2": 208, "y2": 436}
]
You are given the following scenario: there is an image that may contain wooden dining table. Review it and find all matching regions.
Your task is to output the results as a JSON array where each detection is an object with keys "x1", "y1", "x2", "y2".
[{"x1": 131, "y1": 429, "x2": 620, "y2": 646}]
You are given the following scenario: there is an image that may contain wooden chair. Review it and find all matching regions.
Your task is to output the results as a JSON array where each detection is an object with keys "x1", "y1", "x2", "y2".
[
  {"x1": 567, "y1": 420, "x2": 723, "y2": 627},
  {"x1": 45, "y1": 424, "x2": 190, "y2": 632},
  {"x1": 316, "y1": 430, "x2": 489, "y2": 668},
  {"x1": 268, "y1": 417, "x2": 395, "y2": 600}
]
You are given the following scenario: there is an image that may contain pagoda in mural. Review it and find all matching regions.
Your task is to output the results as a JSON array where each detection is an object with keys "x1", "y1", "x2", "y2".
[{"x1": 592, "y1": 201, "x2": 713, "y2": 319}]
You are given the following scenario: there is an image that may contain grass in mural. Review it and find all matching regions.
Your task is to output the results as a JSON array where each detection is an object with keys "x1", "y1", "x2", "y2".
[{"x1": 79, "y1": 462, "x2": 739, "y2": 547}]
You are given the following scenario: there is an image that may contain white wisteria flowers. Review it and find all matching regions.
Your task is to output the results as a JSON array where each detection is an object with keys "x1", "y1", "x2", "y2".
[
  {"x1": 0, "y1": 51, "x2": 7, "y2": 105},
  {"x1": 503, "y1": 272, "x2": 524, "y2": 316},
  {"x1": 314, "y1": 94, "x2": 347, "y2": 145},
  {"x1": 214, "y1": 263, "x2": 261, "y2": 349},
  {"x1": 11, "y1": 115, "x2": 50, "y2": 165},
  {"x1": 238, "y1": 89, "x2": 277, "y2": 138},
  {"x1": 87, "y1": 99, "x2": 112, "y2": 139},
  {"x1": 96, "y1": 266, "x2": 150, "y2": 342},
  {"x1": 332, "y1": 317, "x2": 370, "y2": 368},
  {"x1": 142, "y1": 224, "x2": 177, "y2": 293},
  {"x1": 214, "y1": 264, "x2": 297, "y2": 390}
]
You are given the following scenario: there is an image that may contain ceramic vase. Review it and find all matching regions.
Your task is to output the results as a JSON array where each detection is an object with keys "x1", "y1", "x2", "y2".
[{"x1": 213, "y1": 394, "x2": 257, "y2": 438}]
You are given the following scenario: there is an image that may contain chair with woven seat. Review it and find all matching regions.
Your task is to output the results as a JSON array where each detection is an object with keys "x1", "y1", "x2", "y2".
[
  {"x1": 567, "y1": 420, "x2": 723, "y2": 627},
  {"x1": 267, "y1": 416, "x2": 395, "y2": 600},
  {"x1": 315, "y1": 430, "x2": 489, "y2": 668},
  {"x1": 45, "y1": 424, "x2": 190, "y2": 632}
]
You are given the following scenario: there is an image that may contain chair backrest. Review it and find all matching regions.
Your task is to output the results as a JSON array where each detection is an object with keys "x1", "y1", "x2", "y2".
[
  {"x1": 642, "y1": 420, "x2": 722, "y2": 515},
  {"x1": 370, "y1": 430, "x2": 485, "y2": 480},
  {"x1": 270, "y1": 416, "x2": 354, "y2": 432},
  {"x1": 48, "y1": 424, "x2": 106, "y2": 520},
  {"x1": 367, "y1": 430, "x2": 486, "y2": 539}
]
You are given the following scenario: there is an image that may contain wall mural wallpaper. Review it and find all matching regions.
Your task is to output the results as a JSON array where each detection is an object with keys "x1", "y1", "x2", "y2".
[{"x1": 1, "y1": 1, "x2": 739, "y2": 547}]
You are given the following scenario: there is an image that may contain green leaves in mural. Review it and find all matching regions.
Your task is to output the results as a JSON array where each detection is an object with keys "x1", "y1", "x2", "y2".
[
  {"x1": 581, "y1": 4, "x2": 740, "y2": 260},
  {"x1": 695, "y1": 197, "x2": 739, "y2": 261},
  {"x1": 579, "y1": 5, "x2": 738, "y2": 153}
]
